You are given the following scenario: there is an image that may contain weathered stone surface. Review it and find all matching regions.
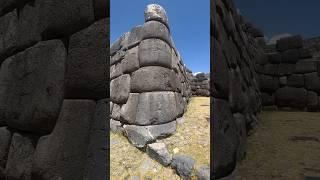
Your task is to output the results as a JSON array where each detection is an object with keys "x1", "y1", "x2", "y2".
[
  {"x1": 196, "y1": 165, "x2": 210, "y2": 180},
  {"x1": 287, "y1": 74, "x2": 304, "y2": 88},
  {"x1": 0, "y1": 40, "x2": 66, "y2": 134},
  {"x1": 261, "y1": 93, "x2": 275, "y2": 106},
  {"x1": 144, "y1": 4, "x2": 168, "y2": 27},
  {"x1": 125, "y1": 25, "x2": 143, "y2": 48},
  {"x1": 279, "y1": 76, "x2": 287, "y2": 86},
  {"x1": 276, "y1": 35, "x2": 303, "y2": 52},
  {"x1": 66, "y1": 18, "x2": 108, "y2": 100},
  {"x1": 0, "y1": 0, "x2": 28, "y2": 16},
  {"x1": 142, "y1": 21, "x2": 171, "y2": 46},
  {"x1": 94, "y1": 0, "x2": 109, "y2": 19},
  {"x1": 5, "y1": 132, "x2": 37, "y2": 180},
  {"x1": 229, "y1": 68, "x2": 246, "y2": 112},
  {"x1": 111, "y1": 103, "x2": 120, "y2": 120},
  {"x1": 32, "y1": 100, "x2": 96, "y2": 180},
  {"x1": 171, "y1": 154, "x2": 195, "y2": 179},
  {"x1": 138, "y1": 39, "x2": 172, "y2": 69},
  {"x1": 267, "y1": 52, "x2": 281, "y2": 64},
  {"x1": 146, "y1": 142, "x2": 171, "y2": 166},
  {"x1": 84, "y1": 99, "x2": 107, "y2": 180},
  {"x1": 259, "y1": 75, "x2": 279, "y2": 93},
  {"x1": 122, "y1": 46, "x2": 139, "y2": 73},
  {"x1": 256, "y1": 64, "x2": 278, "y2": 75},
  {"x1": 277, "y1": 63, "x2": 295, "y2": 76},
  {"x1": 0, "y1": 127, "x2": 11, "y2": 168},
  {"x1": 120, "y1": 93, "x2": 139, "y2": 124},
  {"x1": 123, "y1": 121, "x2": 176, "y2": 148},
  {"x1": 134, "y1": 92, "x2": 178, "y2": 125},
  {"x1": 110, "y1": 49, "x2": 125, "y2": 65},
  {"x1": 38, "y1": 0, "x2": 95, "y2": 39},
  {"x1": 110, "y1": 74, "x2": 130, "y2": 104},
  {"x1": 299, "y1": 48, "x2": 312, "y2": 59},
  {"x1": 131, "y1": 66, "x2": 177, "y2": 92},
  {"x1": 212, "y1": 40, "x2": 229, "y2": 99},
  {"x1": 110, "y1": 62, "x2": 122, "y2": 80},
  {"x1": 305, "y1": 72, "x2": 320, "y2": 93},
  {"x1": 110, "y1": 119, "x2": 122, "y2": 134},
  {"x1": 275, "y1": 87, "x2": 307, "y2": 109},
  {"x1": 307, "y1": 91, "x2": 318, "y2": 111},
  {"x1": 0, "y1": 10, "x2": 18, "y2": 61},
  {"x1": 294, "y1": 59, "x2": 317, "y2": 74},
  {"x1": 213, "y1": 98, "x2": 238, "y2": 178},
  {"x1": 174, "y1": 92, "x2": 185, "y2": 117}
]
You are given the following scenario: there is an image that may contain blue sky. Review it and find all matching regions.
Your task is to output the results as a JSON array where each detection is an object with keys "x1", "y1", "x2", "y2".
[
  {"x1": 235, "y1": 0, "x2": 320, "y2": 42},
  {"x1": 111, "y1": 0, "x2": 210, "y2": 73}
]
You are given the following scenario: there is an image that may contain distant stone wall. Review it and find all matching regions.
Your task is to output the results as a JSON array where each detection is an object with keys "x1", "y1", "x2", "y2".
[
  {"x1": 257, "y1": 35, "x2": 320, "y2": 111},
  {"x1": 0, "y1": 0, "x2": 108, "y2": 179},
  {"x1": 110, "y1": 4, "x2": 191, "y2": 148},
  {"x1": 304, "y1": 36, "x2": 320, "y2": 58},
  {"x1": 212, "y1": 0, "x2": 265, "y2": 178},
  {"x1": 191, "y1": 73, "x2": 210, "y2": 96}
]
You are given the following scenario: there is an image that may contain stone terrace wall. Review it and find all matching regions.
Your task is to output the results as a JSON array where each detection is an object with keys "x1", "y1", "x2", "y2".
[
  {"x1": 191, "y1": 73, "x2": 210, "y2": 96},
  {"x1": 0, "y1": 0, "x2": 108, "y2": 179},
  {"x1": 304, "y1": 36, "x2": 320, "y2": 58},
  {"x1": 110, "y1": 4, "x2": 191, "y2": 148},
  {"x1": 258, "y1": 35, "x2": 320, "y2": 111},
  {"x1": 212, "y1": 0, "x2": 265, "y2": 178}
]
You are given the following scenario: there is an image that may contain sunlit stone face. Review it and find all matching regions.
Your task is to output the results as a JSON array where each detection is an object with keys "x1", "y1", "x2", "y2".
[{"x1": 144, "y1": 4, "x2": 168, "y2": 26}]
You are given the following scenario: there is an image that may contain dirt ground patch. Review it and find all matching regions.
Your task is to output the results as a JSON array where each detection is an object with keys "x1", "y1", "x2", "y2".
[
  {"x1": 110, "y1": 97, "x2": 210, "y2": 180},
  {"x1": 237, "y1": 111, "x2": 320, "y2": 180}
]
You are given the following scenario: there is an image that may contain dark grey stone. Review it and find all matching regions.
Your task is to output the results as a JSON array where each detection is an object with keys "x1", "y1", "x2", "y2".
[
  {"x1": 287, "y1": 74, "x2": 304, "y2": 88},
  {"x1": 305, "y1": 72, "x2": 320, "y2": 93},
  {"x1": 275, "y1": 87, "x2": 307, "y2": 109},
  {"x1": 279, "y1": 76, "x2": 287, "y2": 86},
  {"x1": 0, "y1": 10, "x2": 18, "y2": 61},
  {"x1": 120, "y1": 93, "x2": 139, "y2": 124},
  {"x1": 84, "y1": 99, "x2": 107, "y2": 180},
  {"x1": 32, "y1": 100, "x2": 96, "y2": 180},
  {"x1": 122, "y1": 46, "x2": 139, "y2": 73},
  {"x1": 294, "y1": 59, "x2": 317, "y2": 74},
  {"x1": 233, "y1": 113, "x2": 247, "y2": 161},
  {"x1": 0, "y1": 127, "x2": 11, "y2": 168},
  {"x1": 110, "y1": 119, "x2": 123, "y2": 134},
  {"x1": 94, "y1": 0, "x2": 109, "y2": 19},
  {"x1": 5, "y1": 132, "x2": 37, "y2": 180},
  {"x1": 123, "y1": 121, "x2": 176, "y2": 148},
  {"x1": 277, "y1": 63, "x2": 295, "y2": 76},
  {"x1": 171, "y1": 154, "x2": 195, "y2": 179},
  {"x1": 138, "y1": 39, "x2": 172, "y2": 69},
  {"x1": 259, "y1": 75, "x2": 279, "y2": 93},
  {"x1": 110, "y1": 74, "x2": 130, "y2": 104},
  {"x1": 146, "y1": 142, "x2": 171, "y2": 166},
  {"x1": 0, "y1": 40, "x2": 66, "y2": 134},
  {"x1": 37, "y1": 0, "x2": 95, "y2": 39},
  {"x1": 110, "y1": 62, "x2": 123, "y2": 80},
  {"x1": 212, "y1": 98, "x2": 238, "y2": 178},
  {"x1": 267, "y1": 52, "x2": 281, "y2": 64},
  {"x1": 196, "y1": 165, "x2": 210, "y2": 180},
  {"x1": 131, "y1": 66, "x2": 177, "y2": 92},
  {"x1": 0, "y1": 0, "x2": 28, "y2": 16},
  {"x1": 261, "y1": 93, "x2": 275, "y2": 106},
  {"x1": 307, "y1": 91, "x2": 318, "y2": 112},
  {"x1": 276, "y1": 35, "x2": 303, "y2": 52},
  {"x1": 134, "y1": 92, "x2": 178, "y2": 125},
  {"x1": 66, "y1": 18, "x2": 108, "y2": 100},
  {"x1": 299, "y1": 48, "x2": 312, "y2": 59},
  {"x1": 141, "y1": 21, "x2": 171, "y2": 46}
]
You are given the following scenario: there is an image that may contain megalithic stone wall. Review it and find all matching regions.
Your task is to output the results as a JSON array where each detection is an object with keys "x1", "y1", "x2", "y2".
[
  {"x1": 191, "y1": 73, "x2": 210, "y2": 96},
  {"x1": 0, "y1": 0, "x2": 109, "y2": 179},
  {"x1": 110, "y1": 4, "x2": 192, "y2": 147},
  {"x1": 212, "y1": 0, "x2": 265, "y2": 178},
  {"x1": 258, "y1": 35, "x2": 320, "y2": 111}
]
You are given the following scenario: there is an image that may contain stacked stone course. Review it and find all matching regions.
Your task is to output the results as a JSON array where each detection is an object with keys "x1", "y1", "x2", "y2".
[
  {"x1": 110, "y1": 4, "x2": 191, "y2": 148},
  {"x1": 0, "y1": 0, "x2": 109, "y2": 179},
  {"x1": 212, "y1": 0, "x2": 265, "y2": 178},
  {"x1": 258, "y1": 35, "x2": 320, "y2": 111},
  {"x1": 190, "y1": 73, "x2": 210, "y2": 96}
]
